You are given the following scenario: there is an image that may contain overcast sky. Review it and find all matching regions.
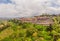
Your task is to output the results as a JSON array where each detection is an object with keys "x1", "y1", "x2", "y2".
[{"x1": 0, "y1": 0, "x2": 60, "y2": 18}]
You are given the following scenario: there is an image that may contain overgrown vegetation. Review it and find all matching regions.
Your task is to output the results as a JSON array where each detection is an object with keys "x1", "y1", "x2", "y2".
[{"x1": 0, "y1": 16, "x2": 60, "y2": 41}]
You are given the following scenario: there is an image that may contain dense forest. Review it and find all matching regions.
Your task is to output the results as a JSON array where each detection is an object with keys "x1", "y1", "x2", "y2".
[{"x1": 0, "y1": 16, "x2": 60, "y2": 41}]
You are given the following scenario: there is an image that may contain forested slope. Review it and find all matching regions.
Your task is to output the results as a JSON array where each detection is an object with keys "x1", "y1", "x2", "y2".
[{"x1": 0, "y1": 16, "x2": 60, "y2": 41}]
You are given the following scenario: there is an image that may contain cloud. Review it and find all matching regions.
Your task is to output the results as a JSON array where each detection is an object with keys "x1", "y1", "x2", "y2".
[
  {"x1": 0, "y1": 0, "x2": 13, "y2": 4},
  {"x1": 0, "y1": 0, "x2": 60, "y2": 18},
  {"x1": 0, "y1": 4, "x2": 18, "y2": 17}
]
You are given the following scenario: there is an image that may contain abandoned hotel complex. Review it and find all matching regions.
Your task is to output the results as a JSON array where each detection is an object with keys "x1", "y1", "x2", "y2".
[{"x1": 19, "y1": 16, "x2": 54, "y2": 26}]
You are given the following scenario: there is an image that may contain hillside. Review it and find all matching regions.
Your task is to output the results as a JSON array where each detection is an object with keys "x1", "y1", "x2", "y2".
[{"x1": 0, "y1": 15, "x2": 60, "y2": 41}]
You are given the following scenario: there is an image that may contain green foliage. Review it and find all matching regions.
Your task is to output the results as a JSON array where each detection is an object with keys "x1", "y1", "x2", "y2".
[{"x1": 0, "y1": 16, "x2": 60, "y2": 41}]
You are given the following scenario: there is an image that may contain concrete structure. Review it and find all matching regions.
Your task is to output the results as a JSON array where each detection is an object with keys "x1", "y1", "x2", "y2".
[{"x1": 19, "y1": 16, "x2": 54, "y2": 26}]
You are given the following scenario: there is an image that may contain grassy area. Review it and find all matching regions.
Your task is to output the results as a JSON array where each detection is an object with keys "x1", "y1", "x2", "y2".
[
  {"x1": 0, "y1": 27, "x2": 13, "y2": 40},
  {"x1": 0, "y1": 16, "x2": 60, "y2": 41}
]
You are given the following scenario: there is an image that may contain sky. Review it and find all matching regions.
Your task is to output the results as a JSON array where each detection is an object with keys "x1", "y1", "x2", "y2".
[{"x1": 0, "y1": 0, "x2": 60, "y2": 18}]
